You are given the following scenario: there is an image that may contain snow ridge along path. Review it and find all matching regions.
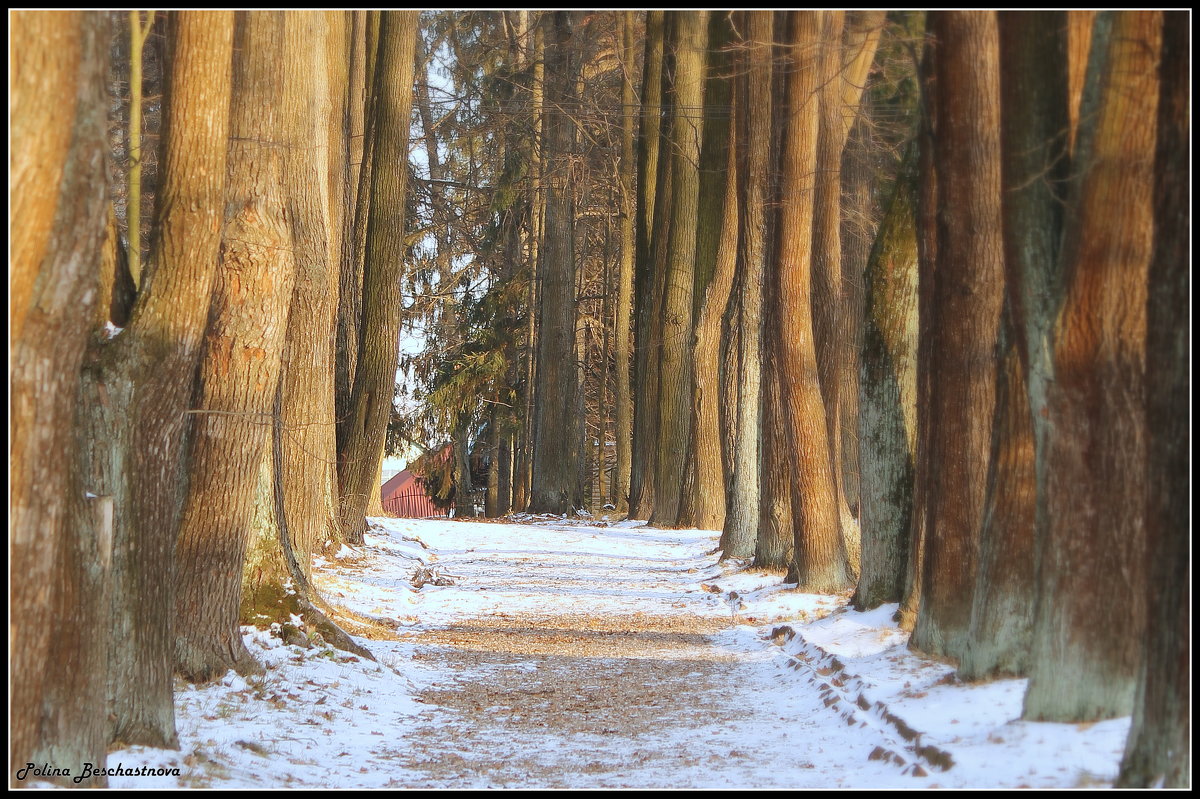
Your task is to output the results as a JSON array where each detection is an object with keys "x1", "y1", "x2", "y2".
[
  {"x1": 97, "y1": 515, "x2": 1129, "y2": 789},
  {"x1": 325, "y1": 517, "x2": 926, "y2": 789}
]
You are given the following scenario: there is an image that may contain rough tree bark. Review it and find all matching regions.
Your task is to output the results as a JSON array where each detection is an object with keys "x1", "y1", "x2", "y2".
[
  {"x1": 678, "y1": 11, "x2": 733, "y2": 532},
  {"x1": 528, "y1": 11, "x2": 584, "y2": 514},
  {"x1": 852, "y1": 147, "x2": 918, "y2": 611},
  {"x1": 173, "y1": 10, "x2": 296, "y2": 683},
  {"x1": 1023, "y1": 10, "x2": 1162, "y2": 723},
  {"x1": 957, "y1": 11, "x2": 1070, "y2": 681},
  {"x1": 85, "y1": 11, "x2": 235, "y2": 749},
  {"x1": 11, "y1": 10, "x2": 111, "y2": 783},
  {"x1": 772, "y1": 11, "x2": 854, "y2": 592},
  {"x1": 720, "y1": 10, "x2": 770, "y2": 558},
  {"x1": 628, "y1": 11, "x2": 670, "y2": 520},
  {"x1": 650, "y1": 10, "x2": 708, "y2": 527},
  {"x1": 910, "y1": 10, "x2": 1005, "y2": 663},
  {"x1": 1116, "y1": 13, "x2": 1189, "y2": 786},
  {"x1": 896, "y1": 38, "x2": 936, "y2": 632}
]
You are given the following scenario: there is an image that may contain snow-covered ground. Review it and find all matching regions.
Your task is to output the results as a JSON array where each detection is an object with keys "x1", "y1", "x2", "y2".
[{"x1": 78, "y1": 516, "x2": 1126, "y2": 788}]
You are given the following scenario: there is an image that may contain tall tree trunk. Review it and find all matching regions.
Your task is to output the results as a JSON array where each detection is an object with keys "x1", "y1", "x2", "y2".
[
  {"x1": 97, "y1": 11, "x2": 235, "y2": 748},
  {"x1": 721, "y1": 10, "x2": 770, "y2": 557},
  {"x1": 776, "y1": 11, "x2": 852, "y2": 592},
  {"x1": 1023, "y1": 10, "x2": 1161, "y2": 723},
  {"x1": 957, "y1": 11, "x2": 1071, "y2": 681},
  {"x1": 897, "y1": 38, "x2": 937, "y2": 633},
  {"x1": 910, "y1": 10, "x2": 1004, "y2": 663},
  {"x1": 628, "y1": 11, "x2": 668, "y2": 520},
  {"x1": 650, "y1": 10, "x2": 708, "y2": 527},
  {"x1": 338, "y1": 10, "x2": 418, "y2": 542},
  {"x1": 1116, "y1": 13, "x2": 1189, "y2": 786},
  {"x1": 335, "y1": 11, "x2": 372, "y2": 467},
  {"x1": 837, "y1": 11, "x2": 888, "y2": 525},
  {"x1": 280, "y1": 10, "x2": 344, "y2": 562},
  {"x1": 611, "y1": 10, "x2": 637, "y2": 514},
  {"x1": 678, "y1": 11, "x2": 733, "y2": 532},
  {"x1": 173, "y1": 10, "x2": 294, "y2": 683},
  {"x1": 11, "y1": 10, "x2": 111, "y2": 782},
  {"x1": 809, "y1": 10, "x2": 857, "y2": 573},
  {"x1": 528, "y1": 11, "x2": 583, "y2": 514},
  {"x1": 852, "y1": 147, "x2": 918, "y2": 610}
]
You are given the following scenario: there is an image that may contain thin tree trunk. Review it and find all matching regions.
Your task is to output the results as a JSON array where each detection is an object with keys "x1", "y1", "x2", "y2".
[
  {"x1": 338, "y1": 10, "x2": 418, "y2": 542},
  {"x1": 611, "y1": 10, "x2": 637, "y2": 514},
  {"x1": 628, "y1": 11, "x2": 667, "y2": 520},
  {"x1": 897, "y1": 39, "x2": 937, "y2": 633}
]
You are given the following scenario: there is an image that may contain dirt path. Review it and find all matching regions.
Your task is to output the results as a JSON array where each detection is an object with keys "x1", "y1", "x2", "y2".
[{"x1": 375, "y1": 520, "x2": 921, "y2": 789}]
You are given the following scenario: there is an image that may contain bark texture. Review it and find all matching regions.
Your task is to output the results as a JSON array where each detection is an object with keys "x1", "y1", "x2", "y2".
[
  {"x1": 650, "y1": 10, "x2": 708, "y2": 527},
  {"x1": 11, "y1": 10, "x2": 111, "y2": 783},
  {"x1": 852, "y1": 149, "x2": 918, "y2": 611},
  {"x1": 173, "y1": 10, "x2": 294, "y2": 682},
  {"x1": 1023, "y1": 10, "x2": 1161, "y2": 722},
  {"x1": 528, "y1": 11, "x2": 584, "y2": 513},
  {"x1": 1116, "y1": 13, "x2": 1189, "y2": 786},
  {"x1": 101, "y1": 11, "x2": 234, "y2": 747},
  {"x1": 910, "y1": 11, "x2": 1004, "y2": 662},
  {"x1": 776, "y1": 11, "x2": 853, "y2": 593},
  {"x1": 721, "y1": 10, "x2": 770, "y2": 558}
]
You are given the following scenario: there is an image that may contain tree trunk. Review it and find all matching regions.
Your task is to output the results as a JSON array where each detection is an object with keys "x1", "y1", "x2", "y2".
[
  {"x1": 810, "y1": 10, "x2": 857, "y2": 574},
  {"x1": 629, "y1": 11, "x2": 670, "y2": 521},
  {"x1": 775, "y1": 11, "x2": 853, "y2": 593},
  {"x1": 528, "y1": 12, "x2": 585, "y2": 514},
  {"x1": 650, "y1": 11, "x2": 708, "y2": 527},
  {"x1": 678, "y1": 12, "x2": 733, "y2": 532},
  {"x1": 910, "y1": 10, "x2": 1004, "y2": 663},
  {"x1": 721, "y1": 10, "x2": 771, "y2": 558},
  {"x1": 93, "y1": 11, "x2": 235, "y2": 749},
  {"x1": 1116, "y1": 14, "x2": 1189, "y2": 786},
  {"x1": 1023, "y1": 10, "x2": 1161, "y2": 723},
  {"x1": 852, "y1": 148, "x2": 918, "y2": 611},
  {"x1": 173, "y1": 10, "x2": 294, "y2": 683},
  {"x1": 338, "y1": 10, "x2": 418, "y2": 541},
  {"x1": 957, "y1": 11, "x2": 1071, "y2": 681},
  {"x1": 896, "y1": 39, "x2": 937, "y2": 633},
  {"x1": 611, "y1": 10, "x2": 637, "y2": 514},
  {"x1": 9, "y1": 12, "x2": 83, "y2": 354},
  {"x1": 11, "y1": 10, "x2": 111, "y2": 783}
]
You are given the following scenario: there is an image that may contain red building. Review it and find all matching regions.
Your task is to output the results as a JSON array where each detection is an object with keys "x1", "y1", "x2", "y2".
[{"x1": 380, "y1": 469, "x2": 446, "y2": 518}]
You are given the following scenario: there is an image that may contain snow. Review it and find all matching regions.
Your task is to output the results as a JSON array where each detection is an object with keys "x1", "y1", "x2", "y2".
[{"x1": 67, "y1": 516, "x2": 1129, "y2": 788}]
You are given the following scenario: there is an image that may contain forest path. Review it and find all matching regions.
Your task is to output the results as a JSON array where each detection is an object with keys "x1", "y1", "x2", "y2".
[{"x1": 369, "y1": 518, "x2": 921, "y2": 789}]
